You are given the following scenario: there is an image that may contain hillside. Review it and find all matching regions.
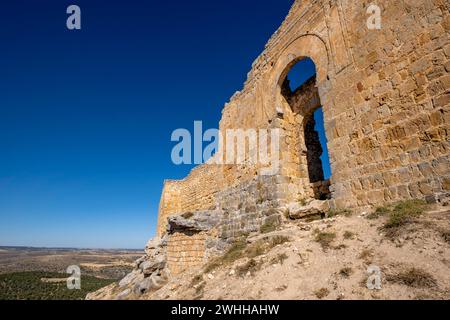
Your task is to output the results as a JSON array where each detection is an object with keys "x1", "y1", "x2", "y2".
[{"x1": 87, "y1": 200, "x2": 450, "y2": 300}]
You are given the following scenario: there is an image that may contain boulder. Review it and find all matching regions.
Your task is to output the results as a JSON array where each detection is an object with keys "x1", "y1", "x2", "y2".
[
  {"x1": 140, "y1": 255, "x2": 166, "y2": 275},
  {"x1": 288, "y1": 200, "x2": 328, "y2": 219},
  {"x1": 118, "y1": 269, "x2": 144, "y2": 288},
  {"x1": 133, "y1": 273, "x2": 168, "y2": 295},
  {"x1": 115, "y1": 289, "x2": 131, "y2": 300},
  {"x1": 167, "y1": 210, "x2": 222, "y2": 232}
]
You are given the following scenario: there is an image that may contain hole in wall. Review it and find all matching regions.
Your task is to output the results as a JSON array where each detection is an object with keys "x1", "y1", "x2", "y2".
[{"x1": 282, "y1": 57, "x2": 332, "y2": 200}]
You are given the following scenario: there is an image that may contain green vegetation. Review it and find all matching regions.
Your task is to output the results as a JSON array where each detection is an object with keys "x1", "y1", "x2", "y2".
[
  {"x1": 0, "y1": 271, "x2": 115, "y2": 300},
  {"x1": 441, "y1": 229, "x2": 450, "y2": 244}
]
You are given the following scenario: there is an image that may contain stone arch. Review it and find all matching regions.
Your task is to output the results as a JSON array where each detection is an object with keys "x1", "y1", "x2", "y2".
[
  {"x1": 267, "y1": 34, "x2": 334, "y2": 201},
  {"x1": 269, "y1": 33, "x2": 331, "y2": 116}
]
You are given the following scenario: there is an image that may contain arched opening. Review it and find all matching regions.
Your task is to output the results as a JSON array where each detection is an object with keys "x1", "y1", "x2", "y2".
[{"x1": 281, "y1": 57, "x2": 332, "y2": 200}]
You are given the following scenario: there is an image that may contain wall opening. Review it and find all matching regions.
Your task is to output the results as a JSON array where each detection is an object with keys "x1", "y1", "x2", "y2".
[{"x1": 281, "y1": 57, "x2": 332, "y2": 200}]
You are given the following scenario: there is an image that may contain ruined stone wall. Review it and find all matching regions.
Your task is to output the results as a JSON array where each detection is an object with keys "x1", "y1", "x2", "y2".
[
  {"x1": 166, "y1": 230, "x2": 207, "y2": 275},
  {"x1": 157, "y1": 0, "x2": 450, "y2": 241}
]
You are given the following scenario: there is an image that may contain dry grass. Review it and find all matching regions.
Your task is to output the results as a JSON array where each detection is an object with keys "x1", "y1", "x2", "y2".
[
  {"x1": 366, "y1": 199, "x2": 428, "y2": 238},
  {"x1": 204, "y1": 236, "x2": 290, "y2": 273},
  {"x1": 386, "y1": 268, "x2": 437, "y2": 288},
  {"x1": 358, "y1": 248, "x2": 374, "y2": 262},
  {"x1": 343, "y1": 231, "x2": 355, "y2": 239},
  {"x1": 235, "y1": 259, "x2": 263, "y2": 277},
  {"x1": 314, "y1": 230, "x2": 336, "y2": 250},
  {"x1": 339, "y1": 267, "x2": 353, "y2": 278},
  {"x1": 314, "y1": 288, "x2": 329, "y2": 299},
  {"x1": 190, "y1": 274, "x2": 203, "y2": 286},
  {"x1": 441, "y1": 229, "x2": 450, "y2": 244},
  {"x1": 270, "y1": 253, "x2": 288, "y2": 265},
  {"x1": 260, "y1": 217, "x2": 279, "y2": 234},
  {"x1": 327, "y1": 208, "x2": 352, "y2": 218}
]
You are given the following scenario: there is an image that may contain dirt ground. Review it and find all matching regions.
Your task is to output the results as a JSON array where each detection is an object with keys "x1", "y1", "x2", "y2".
[{"x1": 146, "y1": 205, "x2": 450, "y2": 300}]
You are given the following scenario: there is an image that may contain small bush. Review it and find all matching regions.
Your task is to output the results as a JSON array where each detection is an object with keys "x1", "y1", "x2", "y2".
[
  {"x1": 441, "y1": 230, "x2": 450, "y2": 244},
  {"x1": 386, "y1": 268, "x2": 437, "y2": 288},
  {"x1": 204, "y1": 235, "x2": 290, "y2": 273},
  {"x1": 314, "y1": 288, "x2": 329, "y2": 299},
  {"x1": 358, "y1": 249, "x2": 374, "y2": 262},
  {"x1": 314, "y1": 230, "x2": 336, "y2": 250},
  {"x1": 339, "y1": 267, "x2": 353, "y2": 278},
  {"x1": 236, "y1": 259, "x2": 263, "y2": 277},
  {"x1": 343, "y1": 231, "x2": 355, "y2": 239},
  {"x1": 327, "y1": 208, "x2": 352, "y2": 218},
  {"x1": 270, "y1": 253, "x2": 288, "y2": 265},
  {"x1": 190, "y1": 274, "x2": 203, "y2": 286},
  {"x1": 260, "y1": 217, "x2": 279, "y2": 234}
]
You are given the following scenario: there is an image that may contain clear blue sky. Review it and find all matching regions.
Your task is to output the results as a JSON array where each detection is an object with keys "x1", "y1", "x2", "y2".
[{"x1": 0, "y1": 0, "x2": 329, "y2": 249}]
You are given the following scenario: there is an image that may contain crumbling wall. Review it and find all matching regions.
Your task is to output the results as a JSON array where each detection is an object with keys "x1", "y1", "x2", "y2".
[
  {"x1": 156, "y1": 0, "x2": 450, "y2": 249},
  {"x1": 166, "y1": 231, "x2": 207, "y2": 275}
]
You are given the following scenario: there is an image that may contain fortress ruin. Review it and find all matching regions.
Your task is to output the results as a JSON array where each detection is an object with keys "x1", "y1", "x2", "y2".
[{"x1": 156, "y1": 0, "x2": 450, "y2": 275}]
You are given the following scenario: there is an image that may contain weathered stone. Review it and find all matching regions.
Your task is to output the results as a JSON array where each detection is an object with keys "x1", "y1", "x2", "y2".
[
  {"x1": 167, "y1": 210, "x2": 222, "y2": 232},
  {"x1": 118, "y1": 270, "x2": 143, "y2": 289},
  {"x1": 115, "y1": 289, "x2": 131, "y2": 300},
  {"x1": 147, "y1": 0, "x2": 450, "y2": 276},
  {"x1": 287, "y1": 200, "x2": 327, "y2": 219},
  {"x1": 140, "y1": 255, "x2": 166, "y2": 275}
]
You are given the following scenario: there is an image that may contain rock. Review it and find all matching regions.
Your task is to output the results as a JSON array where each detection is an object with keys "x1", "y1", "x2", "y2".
[
  {"x1": 167, "y1": 210, "x2": 222, "y2": 232},
  {"x1": 229, "y1": 269, "x2": 235, "y2": 276},
  {"x1": 207, "y1": 273, "x2": 214, "y2": 280},
  {"x1": 133, "y1": 272, "x2": 168, "y2": 296},
  {"x1": 133, "y1": 255, "x2": 147, "y2": 269},
  {"x1": 115, "y1": 289, "x2": 131, "y2": 300},
  {"x1": 118, "y1": 270, "x2": 143, "y2": 288},
  {"x1": 140, "y1": 255, "x2": 166, "y2": 275},
  {"x1": 288, "y1": 201, "x2": 324, "y2": 219}
]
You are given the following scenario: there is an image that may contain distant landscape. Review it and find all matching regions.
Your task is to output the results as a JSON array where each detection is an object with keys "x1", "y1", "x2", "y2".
[{"x1": 0, "y1": 246, "x2": 143, "y2": 300}]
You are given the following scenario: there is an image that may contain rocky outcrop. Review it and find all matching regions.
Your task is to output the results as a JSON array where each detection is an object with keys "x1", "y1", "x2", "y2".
[
  {"x1": 167, "y1": 210, "x2": 222, "y2": 233},
  {"x1": 287, "y1": 200, "x2": 329, "y2": 220}
]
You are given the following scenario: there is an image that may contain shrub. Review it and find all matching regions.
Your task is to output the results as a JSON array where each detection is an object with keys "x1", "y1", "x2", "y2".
[
  {"x1": 339, "y1": 267, "x2": 353, "y2": 278},
  {"x1": 0, "y1": 271, "x2": 115, "y2": 300},
  {"x1": 314, "y1": 230, "x2": 336, "y2": 250},
  {"x1": 270, "y1": 253, "x2": 288, "y2": 265},
  {"x1": 386, "y1": 268, "x2": 437, "y2": 288},
  {"x1": 327, "y1": 208, "x2": 352, "y2": 218},
  {"x1": 236, "y1": 259, "x2": 263, "y2": 277},
  {"x1": 260, "y1": 217, "x2": 279, "y2": 234},
  {"x1": 343, "y1": 231, "x2": 355, "y2": 239},
  {"x1": 314, "y1": 288, "x2": 329, "y2": 299}
]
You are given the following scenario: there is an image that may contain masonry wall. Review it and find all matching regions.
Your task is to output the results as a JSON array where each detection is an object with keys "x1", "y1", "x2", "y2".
[
  {"x1": 166, "y1": 230, "x2": 207, "y2": 275},
  {"x1": 157, "y1": 0, "x2": 450, "y2": 240}
]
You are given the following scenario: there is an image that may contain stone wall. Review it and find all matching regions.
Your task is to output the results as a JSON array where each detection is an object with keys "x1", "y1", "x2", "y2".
[
  {"x1": 156, "y1": 0, "x2": 450, "y2": 272},
  {"x1": 166, "y1": 230, "x2": 207, "y2": 275}
]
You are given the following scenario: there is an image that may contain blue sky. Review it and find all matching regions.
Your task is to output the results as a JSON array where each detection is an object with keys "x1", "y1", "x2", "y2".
[{"x1": 0, "y1": 0, "x2": 329, "y2": 249}]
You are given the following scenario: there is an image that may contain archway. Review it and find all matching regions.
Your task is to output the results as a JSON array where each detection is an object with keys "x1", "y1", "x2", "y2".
[{"x1": 280, "y1": 57, "x2": 332, "y2": 200}]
